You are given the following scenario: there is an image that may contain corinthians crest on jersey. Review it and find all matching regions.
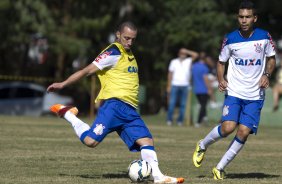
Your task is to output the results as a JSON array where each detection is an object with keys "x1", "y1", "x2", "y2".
[{"x1": 254, "y1": 43, "x2": 263, "y2": 53}]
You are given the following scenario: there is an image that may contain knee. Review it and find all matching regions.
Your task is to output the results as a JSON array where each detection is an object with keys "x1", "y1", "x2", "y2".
[
  {"x1": 136, "y1": 137, "x2": 154, "y2": 147},
  {"x1": 236, "y1": 128, "x2": 250, "y2": 141},
  {"x1": 83, "y1": 137, "x2": 99, "y2": 148},
  {"x1": 221, "y1": 122, "x2": 236, "y2": 136}
]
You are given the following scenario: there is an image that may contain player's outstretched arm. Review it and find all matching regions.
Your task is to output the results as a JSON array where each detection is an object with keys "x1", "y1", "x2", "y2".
[{"x1": 47, "y1": 63, "x2": 99, "y2": 92}]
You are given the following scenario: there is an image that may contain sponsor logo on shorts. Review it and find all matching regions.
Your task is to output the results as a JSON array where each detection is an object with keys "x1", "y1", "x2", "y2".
[
  {"x1": 222, "y1": 105, "x2": 229, "y2": 116},
  {"x1": 93, "y1": 124, "x2": 105, "y2": 135}
]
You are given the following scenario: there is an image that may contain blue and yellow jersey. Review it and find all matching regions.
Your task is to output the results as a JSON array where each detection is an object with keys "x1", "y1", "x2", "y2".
[{"x1": 92, "y1": 42, "x2": 139, "y2": 108}]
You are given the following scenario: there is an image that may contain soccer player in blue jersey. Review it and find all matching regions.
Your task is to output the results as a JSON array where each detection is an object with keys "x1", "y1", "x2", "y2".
[
  {"x1": 192, "y1": 1, "x2": 276, "y2": 180},
  {"x1": 47, "y1": 21, "x2": 184, "y2": 184}
]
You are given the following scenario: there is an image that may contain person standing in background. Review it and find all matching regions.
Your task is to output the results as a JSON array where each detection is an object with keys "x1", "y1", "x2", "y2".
[
  {"x1": 272, "y1": 61, "x2": 282, "y2": 111},
  {"x1": 192, "y1": 52, "x2": 213, "y2": 127},
  {"x1": 166, "y1": 48, "x2": 198, "y2": 126},
  {"x1": 205, "y1": 55, "x2": 222, "y2": 109}
]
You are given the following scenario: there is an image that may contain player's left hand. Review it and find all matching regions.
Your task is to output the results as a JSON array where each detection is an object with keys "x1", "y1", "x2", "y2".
[{"x1": 259, "y1": 75, "x2": 269, "y2": 88}]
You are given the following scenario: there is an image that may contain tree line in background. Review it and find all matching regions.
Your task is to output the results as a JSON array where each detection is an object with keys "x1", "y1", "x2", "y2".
[{"x1": 0, "y1": 0, "x2": 281, "y2": 113}]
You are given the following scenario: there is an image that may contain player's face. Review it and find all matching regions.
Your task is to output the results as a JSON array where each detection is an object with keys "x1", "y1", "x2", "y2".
[
  {"x1": 116, "y1": 27, "x2": 137, "y2": 51},
  {"x1": 238, "y1": 9, "x2": 257, "y2": 32}
]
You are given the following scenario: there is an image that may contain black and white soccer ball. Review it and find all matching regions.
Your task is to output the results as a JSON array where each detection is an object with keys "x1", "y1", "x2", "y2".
[{"x1": 128, "y1": 159, "x2": 152, "y2": 182}]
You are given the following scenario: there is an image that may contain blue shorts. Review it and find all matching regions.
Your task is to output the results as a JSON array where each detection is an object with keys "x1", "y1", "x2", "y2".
[
  {"x1": 221, "y1": 95, "x2": 264, "y2": 134},
  {"x1": 86, "y1": 98, "x2": 152, "y2": 152}
]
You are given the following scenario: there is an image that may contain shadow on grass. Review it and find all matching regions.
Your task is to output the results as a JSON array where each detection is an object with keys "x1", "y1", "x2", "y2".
[
  {"x1": 102, "y1": 172, "x2": 128, "y2": 179},
  {"x1": 59, "y1": 171, "x2": 128, "y2": 179},
  {"x1": 227, "y1": 173, "x2": 280, "y2": 179},
  {"x1": 197, "y1": 173, "x2": 280, "y2": 179}
]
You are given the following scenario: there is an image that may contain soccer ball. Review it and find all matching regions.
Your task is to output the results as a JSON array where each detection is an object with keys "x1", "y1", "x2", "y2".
[{"x1": 128, "y1": 159, "x2": 152, "y2": 182}]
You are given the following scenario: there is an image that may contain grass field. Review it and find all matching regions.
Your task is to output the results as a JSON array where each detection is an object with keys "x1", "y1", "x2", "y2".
[{"x1": 1, "y1": 114, "x2": 282, "y2": 184}]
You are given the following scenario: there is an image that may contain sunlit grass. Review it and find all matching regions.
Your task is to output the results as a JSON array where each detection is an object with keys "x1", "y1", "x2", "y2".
[{"x1": 0, "y1": 115, "x2": 281, "y2": 184}]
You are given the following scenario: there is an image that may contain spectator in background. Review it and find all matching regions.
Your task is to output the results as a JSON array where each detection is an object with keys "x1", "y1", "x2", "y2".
[
  {"x1": 166, "y1": 48, "x2": 198, "y2": 126},
  {"x1": 205, "y1": 56, "x2": 221, "y2": 109},
  {"x1": 192, "y1": 52, "x2": 213, "y2": 127},
  {"x1": 272, "y1": 61, "x2": 282, "y2": 111}
]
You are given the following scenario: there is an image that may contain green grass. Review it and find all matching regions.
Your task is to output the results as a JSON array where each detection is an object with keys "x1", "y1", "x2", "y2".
[{"x1": 0, "y1": 114, "x2": 282, "y2": 184}]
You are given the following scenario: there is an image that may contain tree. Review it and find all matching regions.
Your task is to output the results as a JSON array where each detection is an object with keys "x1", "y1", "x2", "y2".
[
  {"x1": 0, "y1": 0, "x2": 54, "y2": 76},
  {"x1": 1, "y1": 0, "x2": 281, "y2": 113}
]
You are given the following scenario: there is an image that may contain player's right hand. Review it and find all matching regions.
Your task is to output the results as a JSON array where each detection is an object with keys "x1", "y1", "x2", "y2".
[
  {"x1": 218, "y1": 80, "x2": 228, "y2": 92},
  {"x1": 47, "y1": 82, "x2": 64, "y2": 92}
]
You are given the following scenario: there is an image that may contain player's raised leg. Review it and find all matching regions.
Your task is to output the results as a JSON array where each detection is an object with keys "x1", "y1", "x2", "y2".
[{"x1": 50, "y1": 104, "x2": 91, "y2": 143}]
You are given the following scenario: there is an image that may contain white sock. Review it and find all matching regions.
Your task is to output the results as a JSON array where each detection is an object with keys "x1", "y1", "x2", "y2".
[
  {"x1": 216, "y1": 137, "x2": 244, "y2": 170},
  {"x1": 200, "y1": 125, "x2": 223, "y2": 150},
  {"x1": 63, "y1": 111, "x2": 90, "y2": 139},
  {"x1": 141, "y1": 146, "x2": 164, "y2": 180}
]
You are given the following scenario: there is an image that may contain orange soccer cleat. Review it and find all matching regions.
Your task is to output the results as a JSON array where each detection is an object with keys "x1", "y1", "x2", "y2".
[
  {"x1": 154, "y1": 175, "x2": 184, "y2": 184},
  {"x1": 50, "y1": 104, "x2": 78, "y2": 117}
]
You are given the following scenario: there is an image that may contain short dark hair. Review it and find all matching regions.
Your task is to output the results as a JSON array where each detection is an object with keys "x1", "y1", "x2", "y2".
[
  {"x1": 117, "y1": 21, "x2": 137, "y2": 32},
  {"x1": 239, "y1": 0, "x2": 257, "y2": 15}
]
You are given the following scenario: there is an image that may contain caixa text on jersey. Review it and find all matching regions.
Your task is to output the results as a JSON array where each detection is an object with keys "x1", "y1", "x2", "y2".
[{"x1": 235, "y1": 58, "x2": 262, "y2": 66}]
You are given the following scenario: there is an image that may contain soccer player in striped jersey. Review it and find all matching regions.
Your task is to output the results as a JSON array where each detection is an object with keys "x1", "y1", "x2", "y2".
[
  {"x1": 193, "y1": 1, "x2": 276, "y2": 180},
  {"x1": 47, "y1": 21, "x2": 184, "y2": 184}
]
